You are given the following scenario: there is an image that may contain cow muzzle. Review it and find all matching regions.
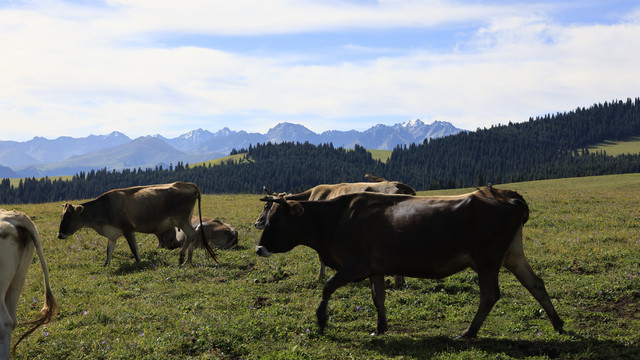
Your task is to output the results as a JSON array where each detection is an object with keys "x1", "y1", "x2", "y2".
[
  {"x1": 255, "y1": 245, "x2": 272, "y2": 257},
  {"x1": 57, "y1": 233, "x2": 69, "y2": 239}
]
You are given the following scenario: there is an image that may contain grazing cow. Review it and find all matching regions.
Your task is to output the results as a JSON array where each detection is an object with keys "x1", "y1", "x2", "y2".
[
  {"x1": 255, "y1": 174, "x2": 415, "y2": 286},
  {"x1": 0, "y1": 210, "x2": 57, "y2": 357},
  {"x1": 57, "y1": 182, "x2": 217, "y2": 266},
  {"x1": 156, "y1": 216, "x2": 238, "y2": 250},
  {"x1": 255, "y1": 187, "x2": 565, "y2": 337}
]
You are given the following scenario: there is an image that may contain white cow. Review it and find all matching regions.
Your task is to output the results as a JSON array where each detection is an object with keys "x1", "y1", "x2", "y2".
[{"x1": 0, "y1": 209, "x2": 57, "y2": 357}]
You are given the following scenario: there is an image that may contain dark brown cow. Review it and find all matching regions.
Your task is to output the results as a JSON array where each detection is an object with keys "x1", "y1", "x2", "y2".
[
  {"x1": 255, "y1": 174, "x2": 415, "y2": 286},
  {"x1": 57, "y1": 182, "x2": 217, "y2": 266},
  {"x1": 255, "y1": 187, "x2": 565, "y2": 337},
  {"x1": 156, "y1": 216, "x2": 238, "y2": 250}
]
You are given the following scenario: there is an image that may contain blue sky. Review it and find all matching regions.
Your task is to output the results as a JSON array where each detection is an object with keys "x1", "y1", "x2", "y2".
[{"x1": 1, "y1": 0, "x2": 639, "y2": 141}]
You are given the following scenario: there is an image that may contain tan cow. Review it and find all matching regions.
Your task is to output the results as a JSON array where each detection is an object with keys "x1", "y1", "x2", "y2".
[
  {"x1": 0, "y1": 210, "x2": 57, "y2": 357},
  {"x1": 255, "y1": 174, "x2": 415, "y2": 286},
  {"x1": 57, "y1": 182, "x2": 217, "y2": 266},
  {"x1": 256, "y1": 187, "x2": 565, "y2": 337},
  {"x1": 156, "y1": 216, "x2": 238, "y2": 250}
]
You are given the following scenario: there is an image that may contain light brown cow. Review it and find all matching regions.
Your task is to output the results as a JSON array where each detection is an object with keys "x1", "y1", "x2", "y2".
[
  {"x1": 255, "y1": 174, "x2": 415, "y2": 286},
  {"x1": 156, "y1": 216, "x2": 238, "y2": 250},
  {"x1": 0, "y1": 210, "x2": 57, "y2": 357},
  {"x1": 256, "y1": 187, "x2": 565, "y2": 337},
  {"x1": 57, "y1": 182, "x2": 217, "y2": 266}
]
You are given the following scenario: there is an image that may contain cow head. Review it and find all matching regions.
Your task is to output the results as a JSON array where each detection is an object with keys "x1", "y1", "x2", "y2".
[
  {"x1": 254, "y1": 201, "x2": 273, "y2": 230},
  {"x1": 254, "y1": 187, "x2": 288, "y2": 229},
  {"x1": 255, "y1": 196, "x2": 304, "y2": 257},
  {"x1": 57, "y1": 203, "x2": 84, "y2": 239}
]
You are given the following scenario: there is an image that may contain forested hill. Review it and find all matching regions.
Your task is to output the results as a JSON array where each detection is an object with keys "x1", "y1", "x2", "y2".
[
  {"x1": 2, "y1": 98, "x2": 640, "y2": 204},
  {"x1": 386, "y1": 98, "x2": 640, "y2": 189}
]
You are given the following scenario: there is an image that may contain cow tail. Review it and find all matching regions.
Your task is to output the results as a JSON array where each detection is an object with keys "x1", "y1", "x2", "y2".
[
  {"x1": 197, "y1": 189, "x2": 218, "y2": 263},
  {"x1": 12, "y1": 229, "x2": 58, "y2": 355}
]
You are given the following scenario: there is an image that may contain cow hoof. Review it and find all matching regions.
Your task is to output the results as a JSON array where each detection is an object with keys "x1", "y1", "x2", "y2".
[{"x1": 457, "y1": 331, "x2": 477, "y2": 340}]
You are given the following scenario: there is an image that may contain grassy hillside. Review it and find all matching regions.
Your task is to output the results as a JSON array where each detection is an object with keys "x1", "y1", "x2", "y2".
[
  {"x1": 6, "y1": 174, "x2": 640, "y2": 359},
  {"x1": 193, "y1": 149, "x2": 392, "y2": 168},
  {"x1": 9, "y1": 175, "x2": 72, "y2": 188},
  {"x1": 368, "y1": 149, "x2": 392, "y2": 163},
  {"x1": 589, "y1": 136, "x2": 640, "y2": 156},
  {"x1": 190, "y1": 153, "x2": 250, "y2": 167}
]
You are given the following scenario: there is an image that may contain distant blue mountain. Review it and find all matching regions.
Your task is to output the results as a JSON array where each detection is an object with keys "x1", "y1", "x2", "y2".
[
  {"x1": 167, "y1": 119, "x2": 464, "y2": 154},
  {"x1": 0, "y1": 119, "x2": 464, "y2": 177}
]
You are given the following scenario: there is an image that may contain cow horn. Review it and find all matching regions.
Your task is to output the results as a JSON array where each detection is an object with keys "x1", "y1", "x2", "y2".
[
  {"x1": 365, "y1": 174, "x2": 386, "y2": 182},
  {"x1": 263, "y1": 186, "x2": 276, "y2": 195},
  {"x1": 272, "y1": 197, "x2": 289, "y2": 206}
]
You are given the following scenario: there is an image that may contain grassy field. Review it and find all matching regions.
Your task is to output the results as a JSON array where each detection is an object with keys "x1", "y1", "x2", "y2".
[
  {"x1": 191, "y1": 149, "x2": 392, "y2": 168},
  {"x1": 367, "y1": 149, "x2": 392, "y2": 163},
  {"x1": 8, "y1": 175, "x2": 73, "y2": 188},
  {"x1": 4, "y1": 174, "x2": 639, "y2": 359},
  {"x1": 187, "y1": 153, "x2": 251, "y2": 168},
  {"x1": 589, "y1": 136, "x2": 640, "y2": 156}
]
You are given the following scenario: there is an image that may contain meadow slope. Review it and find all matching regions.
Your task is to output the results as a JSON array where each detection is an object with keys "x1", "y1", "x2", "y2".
[{"x1": 5, "y1": 174, "x2": 640, "y2": 359}]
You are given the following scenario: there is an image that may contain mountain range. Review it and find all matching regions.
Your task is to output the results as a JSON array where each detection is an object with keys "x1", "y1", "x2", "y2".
[{"x1": 0, "y1": 120, "x2": 464, "y2": 178}]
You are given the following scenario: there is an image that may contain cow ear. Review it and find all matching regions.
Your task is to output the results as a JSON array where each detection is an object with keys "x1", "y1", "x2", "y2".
[
  {"x1": 75, "y1": 205, "x2": 84, "y2": 215},
  {"x1": 62, "y1": 203, "x2": 73, "y2": 213},
  {"x1": 289, "y1": 201, "x2": 304, "y2": 217},
  {"x1": 396, "y1": 183, "x2": 416, "y2": 195}
]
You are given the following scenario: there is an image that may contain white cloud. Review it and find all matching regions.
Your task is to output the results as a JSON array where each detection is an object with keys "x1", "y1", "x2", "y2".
[
  {"x1": 101, "y1": 0, "x2": 506, "y2": 35},
  {"x1": 0, "y1": 1, "x2": 639, "y2": 140}
]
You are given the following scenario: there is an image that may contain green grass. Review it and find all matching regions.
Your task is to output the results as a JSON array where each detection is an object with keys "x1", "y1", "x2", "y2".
[
  {"x1": 318, "y1": 148, "x2": 393, "y2": 163},
  {"x1": 190, "y1": 153, "x2": 251, "y2": 168},
  {"x1": 5, "y1": 174, "x2": 640, "y2": 359},
  {"x1": 589, "y1": 136, "x2": 640, "y2": 156},
  {"x1": 9, "y1": 175, "x2": 72, "y2": 188},
  {"x1": 368, "y1": 149, "x2": 392, "y2": 163}
]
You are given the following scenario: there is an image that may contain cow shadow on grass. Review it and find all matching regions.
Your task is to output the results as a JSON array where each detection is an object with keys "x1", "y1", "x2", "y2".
[
  {"x1": 109, "y1": 248, "x2": 244, "y2": 275},
  {"x1": 344, "y1": 331, "x2": 639, "y2": 359},
  {"x1": 110, "y1": 251, "x2": 173, "y2": 275}
]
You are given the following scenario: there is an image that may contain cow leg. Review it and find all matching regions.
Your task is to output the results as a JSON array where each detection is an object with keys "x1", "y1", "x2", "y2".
[
  {"x1": 317, "y1": 260, "x2": 326, "y2": 280},
  {"x1": 4, "y1": 264, "x2": 30, "y2": 357},
  {"x1": 0, "y1": 236, "x2": 23, "y2": 358},
  {"x1": 503, "y1": 227, "x2": 564, "y2": 333},
  {"x1": 187, "y1": 245, "x2": 194, "y2": 264},
  {"x1": 123, "y1": 232, "x2": 141, "y2": 263},
  {"x1": 460, "y1": 268, "x2": 501, "y2": 338},
  {"x1": 369, "y1": 274, "x2": 387, "y2": 334},
  {"x1": 0, "y1": 300, "x2": 11, "y2": 359},
  {"x1": 393, "y1": 275, "x2": 405, "y2": 289},
  {"x1": 105, "y1": 238, "x2": 117, "y2": 266},
  {"x1": 179, "y1": 226, "x2": 197, "y2": 265},
  {"x1": 316, "y1": 269, "x2": 361, "y2": 333},
  {"x1": 0, "y1": 262, "x2": 15, "y2": 358}
]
